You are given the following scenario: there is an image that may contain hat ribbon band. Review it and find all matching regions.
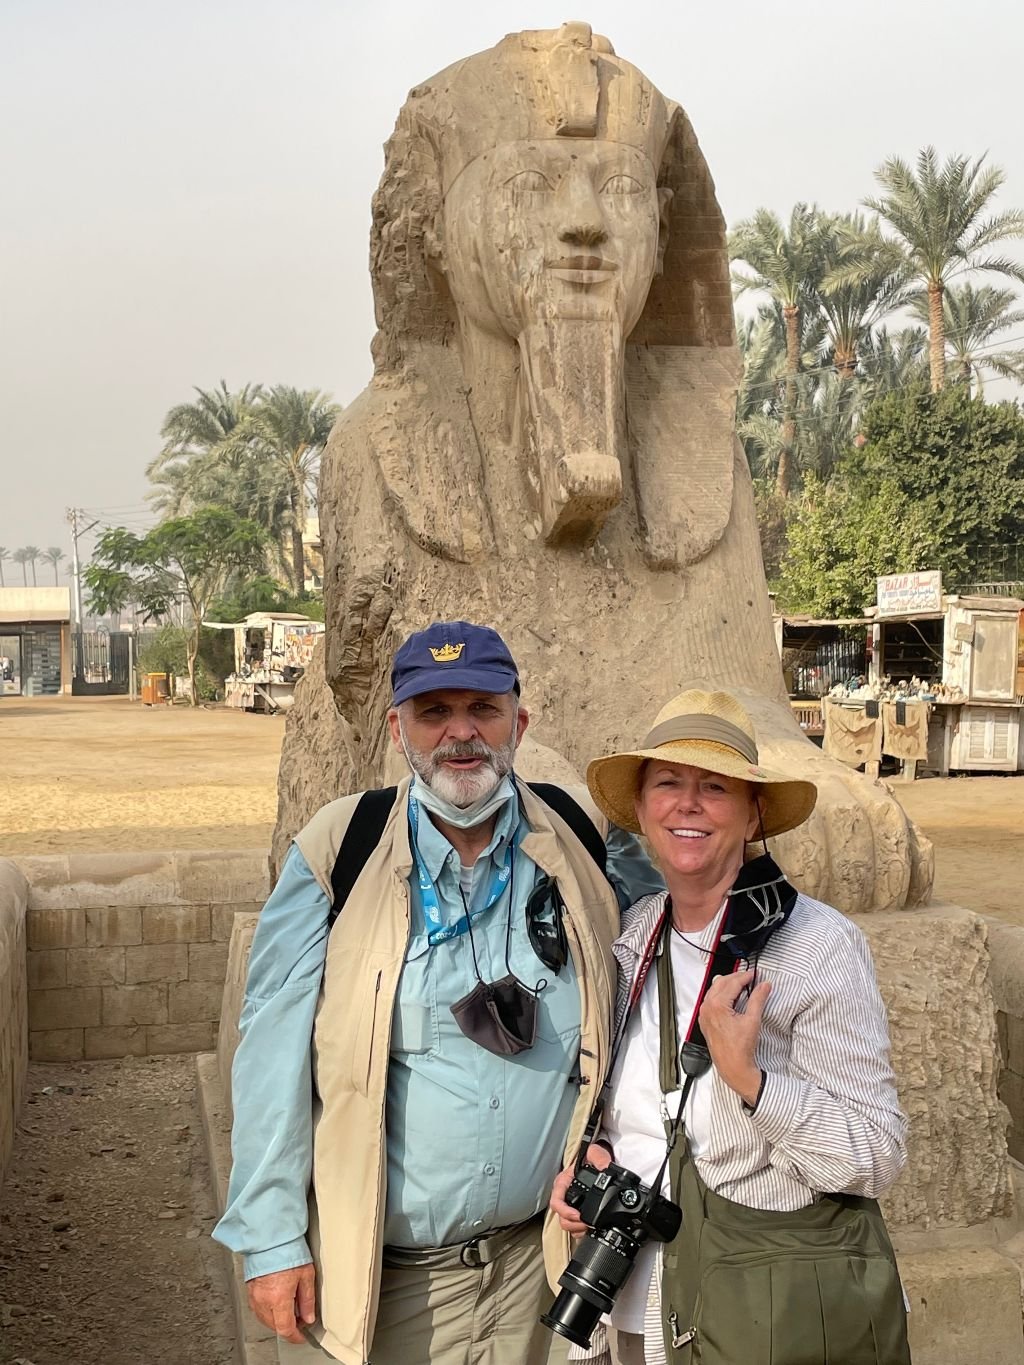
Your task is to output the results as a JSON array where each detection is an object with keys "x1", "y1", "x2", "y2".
[{"x1": 643, "y1": 716, "x2": 758, "y2": 765}]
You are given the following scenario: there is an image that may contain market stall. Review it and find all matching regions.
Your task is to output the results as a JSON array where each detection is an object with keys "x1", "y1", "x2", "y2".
[
  {"x1": 773, "y1": 613, "x2": 869, "y2": 741},
  {"x1": 821, "y1": 572, "x2": 1024, "y2": 777},
  {"x1": 203, "y1": 611, "x2": 325, "y2": 713}
]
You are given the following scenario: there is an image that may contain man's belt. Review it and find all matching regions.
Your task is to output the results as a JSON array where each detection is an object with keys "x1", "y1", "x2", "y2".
[{"x1": 382, "y1": 1212, "x2": 544, "y2": 1270}]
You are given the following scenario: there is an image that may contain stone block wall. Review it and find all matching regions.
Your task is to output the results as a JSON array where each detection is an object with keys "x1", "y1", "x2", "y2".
[
  {"x1": 0, "y1": 860, "x2": 29, "y2": 1187},
  {"x1": 986, "y1": 919, "x2": 1024, "y2": 1164},
  {"x1": 14, "y1": 851, "x2": 269, "y2": 1061}
]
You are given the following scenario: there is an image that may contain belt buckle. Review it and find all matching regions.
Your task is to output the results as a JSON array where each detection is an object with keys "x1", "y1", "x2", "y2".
[{"x1": 459, "y1": 1233, "x2": 485, "y2": 1268}]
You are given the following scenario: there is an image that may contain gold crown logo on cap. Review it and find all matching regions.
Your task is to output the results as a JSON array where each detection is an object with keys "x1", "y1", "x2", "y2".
[{"x1": 429, "y1": 642, "x2": 465, "y2": 663}]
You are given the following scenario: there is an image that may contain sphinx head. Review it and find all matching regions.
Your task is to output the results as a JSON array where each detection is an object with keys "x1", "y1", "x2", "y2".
[
  {"x1": 369, "y1": 24, "x2": 734, "y2": 541},
  {"x1": 371, "y1": 23, "x2": 732, "y2": 363}
]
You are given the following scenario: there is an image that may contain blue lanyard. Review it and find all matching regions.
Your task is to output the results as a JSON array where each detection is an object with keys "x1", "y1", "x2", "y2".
[{"x1": 408, "y1": 799, "x2": 517, "y2": 947}]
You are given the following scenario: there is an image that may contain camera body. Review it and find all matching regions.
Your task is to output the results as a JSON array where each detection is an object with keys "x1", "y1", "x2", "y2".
[
  {"x1": 541, "y1": 1161, "x2": 682, "y2": 1349},
  {"x1": 564, "y1": 1160, "x2": 682, "y2": 1244}
]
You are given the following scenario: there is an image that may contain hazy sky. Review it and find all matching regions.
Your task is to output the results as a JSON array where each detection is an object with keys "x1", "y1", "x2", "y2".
[{"x1": 3, "y1": 0, "x2": 1024, "y2": 568}]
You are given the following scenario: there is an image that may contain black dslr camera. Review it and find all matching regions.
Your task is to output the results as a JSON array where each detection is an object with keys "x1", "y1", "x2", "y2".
[{"x1": 541, "y1": 1160, "x2": 682, "y2": 1348}]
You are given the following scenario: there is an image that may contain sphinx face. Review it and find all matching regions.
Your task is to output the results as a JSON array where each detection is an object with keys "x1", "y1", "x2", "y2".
[{"x1": 442, "y1": 139, "x2": 662, "y2": 339}]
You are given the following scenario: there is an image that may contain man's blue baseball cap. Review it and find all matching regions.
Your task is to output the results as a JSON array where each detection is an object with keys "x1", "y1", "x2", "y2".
[{"x1": 391, "y1": 621, "x2": 520, "y2": 706}]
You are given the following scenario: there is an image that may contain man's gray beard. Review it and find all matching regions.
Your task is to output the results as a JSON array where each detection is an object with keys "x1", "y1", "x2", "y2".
[{"x1": 398, "y1": 717, "x2": 517, "y2": 808}]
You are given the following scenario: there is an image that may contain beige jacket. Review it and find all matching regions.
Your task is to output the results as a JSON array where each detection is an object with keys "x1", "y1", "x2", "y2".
[{"x1": 294, "y1": 777, "x2": 620, "y2": 1365}]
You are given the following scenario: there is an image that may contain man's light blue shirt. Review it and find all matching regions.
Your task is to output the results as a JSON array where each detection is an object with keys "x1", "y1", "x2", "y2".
[{"x1": 212, "y1": 783, "x2": 663, "y2": 1280}]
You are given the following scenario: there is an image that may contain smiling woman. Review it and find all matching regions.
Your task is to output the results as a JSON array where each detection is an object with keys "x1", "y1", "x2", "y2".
[{"x1": 547, "y1": 687, "x2": 911, "y2": 1365}]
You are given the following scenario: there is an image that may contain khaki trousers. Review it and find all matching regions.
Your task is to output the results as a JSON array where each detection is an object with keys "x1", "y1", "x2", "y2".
[{"x1": 278, "y1": 1220, "x2": 568, "y2": 1365}]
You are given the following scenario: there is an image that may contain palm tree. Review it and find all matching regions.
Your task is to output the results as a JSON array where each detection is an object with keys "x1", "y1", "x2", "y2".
[
  {"x1": 20, "y1": 546, "x2": 40, "y2": 586},
  {"x1": 857, "y1": 326, "x2": 929, "y2": 404},
  {"x1": 730, "y1": 205, "x2": 833, "y2": 496},
  {"x1": 0, "y1": 547, "x2": 7, "y2": 587},
  {"x1": 909, "y1": 282, "x2": 1024, "y2": 394},
  {"x1": 861, "y1": 148, "x2": 1024, "y2": 391},
  {"x1": 818, "y1": 214, "x2": 910, "y2": 380},
  {"x1": 147, "y1": 381, "x2": 264, "y2": 515},
  {"x1": 12, "y1": 548, "x2": 30, "y2": 585},
  {"x1": 43, "y1": 547, "x2": 65, "y2": 584},
  {"x1": 225, "y1": 386, "x2": 341, "y2": 591}
]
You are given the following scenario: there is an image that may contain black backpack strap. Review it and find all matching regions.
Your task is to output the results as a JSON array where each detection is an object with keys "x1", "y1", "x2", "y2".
[
  {"x1": 526, "y1": 782, "x2": 607, "y2": 877},
  {"x1": 328, "y1": 787, "x2": 398, "y2": 928}
]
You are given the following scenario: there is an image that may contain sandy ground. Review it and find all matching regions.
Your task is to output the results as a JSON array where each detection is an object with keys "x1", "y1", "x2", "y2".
[
  {"x1": 0, "y1": 1055, "x2": 236, "y2": 1365},
  {"x1": 0, "y1": 695, "x2": 284, "y2": 855},
  {"x1": 0, "y1": 694, "x2": 1020, "y2": 915},
  {"x1": 890, "y1": 771, "x2": 1024, "y2": 926}
]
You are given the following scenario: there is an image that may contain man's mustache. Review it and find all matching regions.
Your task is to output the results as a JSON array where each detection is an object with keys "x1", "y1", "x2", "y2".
[{"x1": 430, "y1": 741, "x2": 496, "y2": 766}]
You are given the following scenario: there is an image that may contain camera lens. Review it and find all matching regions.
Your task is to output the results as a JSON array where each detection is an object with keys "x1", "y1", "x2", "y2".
[{"x1": 540, "y1": 1230, "x2": 638, "y2": 1348}]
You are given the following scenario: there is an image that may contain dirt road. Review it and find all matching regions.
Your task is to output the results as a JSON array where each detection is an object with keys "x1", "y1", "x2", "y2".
[
  {"x1": 0, "y1": 1055, "x2": 236, "y2": 1365},
  {"x1": 1, "y1": 695, "x2": 1020, "y2": 921},
  {"x1": 0, "y1": 695, "x2": 283, "y2": 855},
  {"x1": 892, "y1": 773, "x2": 1024, "y2": 926}
]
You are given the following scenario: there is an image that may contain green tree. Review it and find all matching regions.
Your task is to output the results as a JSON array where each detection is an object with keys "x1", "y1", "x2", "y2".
[
  {"x1": 224, "y1": 386, "x2": 340, "y2": 591},
  {"x1": 42, "y1": 547, "x2": 64, "y2": 584},
  {"x1": 0, "y1": 547, "x2": 8, "y2": 587},
  {"x1": 775, "y1": 476, "x2": 939, "y2": 616},
  {"x1": 909, "y1": 282, "x2": 1024, "y2": 394},
  {"x1": 12, "y1": 548, "x2": 30, "y2": 585},
  {"x1": 85, "y1": 508, "x2": 267, "y2": 705},
  {"x1": 818, "y1": 213, "x2": 909, "y2": 379},
  {"x1": 859, "y1": 148, "x2": 1024, "y2": 391},
  {"x1": 776, "y1": 385, "x2": 1024, "y2": 614},
  {"x1": 856, "y1": 326, "x2": 929, "y2": 405},
  {"x1": 730, "y1": 205, "x2": 833, "y2": 496}
]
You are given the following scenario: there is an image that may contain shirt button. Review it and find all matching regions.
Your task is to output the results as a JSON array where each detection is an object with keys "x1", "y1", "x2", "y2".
[
  {"x1": 489, "y1": 1096, "x2": 500, "y2": 1110},
  {"x1": 483, "y1": 1163, "x2": 496, "y2": 1176}
]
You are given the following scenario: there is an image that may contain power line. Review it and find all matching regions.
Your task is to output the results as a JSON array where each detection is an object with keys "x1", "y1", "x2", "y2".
[{"x1": 738, "y1": 327, "x2": 1024, "y2": 398}]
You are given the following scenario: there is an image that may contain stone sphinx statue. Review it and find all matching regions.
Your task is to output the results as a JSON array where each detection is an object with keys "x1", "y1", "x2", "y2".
[
  {"x1": 275, "y1": 21, "x2": 932, "y2": 916},
  {"x1": 266, "y1": 23, "x2": 1021, "y2": 1265}
]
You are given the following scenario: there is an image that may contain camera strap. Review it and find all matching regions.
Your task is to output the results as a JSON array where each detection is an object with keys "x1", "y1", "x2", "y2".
[
  {"x1": 649, "y1": 909, "x2": 737, "y2": 1194},
  {"x1": 577, "y1": 901, "x2": 735, "y2": 1170}
]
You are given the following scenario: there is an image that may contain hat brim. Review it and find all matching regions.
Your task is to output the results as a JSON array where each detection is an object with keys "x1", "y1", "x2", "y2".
[
  {"x1": 587, "y1": 738, "x2": 817, "y2": 839},
  {"x1": 392, "y1": 667, "x2": 520, "y2": 706}
]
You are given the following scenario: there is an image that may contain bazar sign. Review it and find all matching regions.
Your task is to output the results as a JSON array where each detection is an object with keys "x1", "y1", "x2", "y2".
[{"x1": 876, "y1": 570, "x2": 943, "y2": 616}]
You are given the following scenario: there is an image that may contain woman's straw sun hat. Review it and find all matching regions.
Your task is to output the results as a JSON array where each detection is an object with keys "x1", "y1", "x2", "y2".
[{"x1": 587, "y1": 688, "x2": 818, "y2": 839}]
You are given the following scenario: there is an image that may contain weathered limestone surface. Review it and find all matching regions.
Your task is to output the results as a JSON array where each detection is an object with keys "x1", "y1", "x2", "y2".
[
  {"x1": 0, "y1": 859, "x2": 28, "y2": 1189},
  {"x1": 13, "y1": 851, "x2": 268, "y2": 1061},
  {"x1": 862, "y1": 906, "x2": 1012, "y2": 1229},
  {"x1": 985, "y1": 920, "x2": 1024, "y2": 1164},
  {"x1": 273, "y1": 22, "x2": 931, "y2": 919},
  {"x1": 217, "y1": 911, "x2": 261, "y2": 1116}
]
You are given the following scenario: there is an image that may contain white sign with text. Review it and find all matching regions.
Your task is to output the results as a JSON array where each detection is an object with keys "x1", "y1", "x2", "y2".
[{"x1": 876, "y1": 570, "x2": 943, "y2": 617}]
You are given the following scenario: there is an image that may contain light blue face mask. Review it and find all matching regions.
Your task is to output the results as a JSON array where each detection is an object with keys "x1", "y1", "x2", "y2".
[{"x1": 410, "y1": 773, "x2": 516, "y2": 829}]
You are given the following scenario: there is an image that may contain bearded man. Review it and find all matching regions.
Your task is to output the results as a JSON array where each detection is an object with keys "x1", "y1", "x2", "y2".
[{"x1": 214, "y1": 621, "x2": 663, "y2": 1365}]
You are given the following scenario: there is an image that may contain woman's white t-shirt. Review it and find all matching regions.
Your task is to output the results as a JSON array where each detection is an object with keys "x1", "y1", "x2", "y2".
[{"x1": 599, "y1": 904, "x2": 726, "y2": 1334}]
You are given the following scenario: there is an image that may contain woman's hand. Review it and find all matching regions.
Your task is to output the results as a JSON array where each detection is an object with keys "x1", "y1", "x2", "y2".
[
  {"x1": 699, "y1": 968, "x2": 770, "y2": 1107},
  {"x1": 549, "y1": 1143, "x2": 613, "y2": 1235}
]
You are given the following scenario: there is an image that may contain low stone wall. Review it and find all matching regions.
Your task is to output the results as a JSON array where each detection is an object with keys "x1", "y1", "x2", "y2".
[
  {"x1": 0, "y1": 860, "x2": 29, "y2": 1187},
  {"x1": 13, "y1": 851, "x2": 269, "y2": 1061},
  {"x1": 987, "y1": 919, "x2": 1024, "y2": 1164}
]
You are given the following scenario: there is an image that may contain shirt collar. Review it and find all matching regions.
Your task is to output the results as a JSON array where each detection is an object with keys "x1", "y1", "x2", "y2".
[{"x1": 412, "y1": 785, "x2": 521, "y2": 881}]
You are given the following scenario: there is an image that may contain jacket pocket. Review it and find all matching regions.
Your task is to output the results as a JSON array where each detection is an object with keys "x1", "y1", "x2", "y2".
[{"x1": 348, "y1": 952, "x2": 388, "y2": 1094}]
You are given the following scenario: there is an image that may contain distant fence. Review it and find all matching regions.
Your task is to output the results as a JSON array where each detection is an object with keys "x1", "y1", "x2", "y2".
[{"x1": 72, "y1": 630, "x2": 132, "y2": 696}]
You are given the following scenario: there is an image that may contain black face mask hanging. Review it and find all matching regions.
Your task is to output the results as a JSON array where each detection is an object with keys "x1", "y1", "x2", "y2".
[{"x1": 450, "y1": 974, "x2": 542, "y2": 1057}]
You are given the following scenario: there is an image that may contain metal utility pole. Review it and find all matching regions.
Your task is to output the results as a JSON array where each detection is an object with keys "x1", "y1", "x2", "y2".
[
  {"x1": 66, "y1": 508, "x2": 98, "y2": 681},
  {"x1": 65, "y1": 507, "x2": 98, "y2": 629}
]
